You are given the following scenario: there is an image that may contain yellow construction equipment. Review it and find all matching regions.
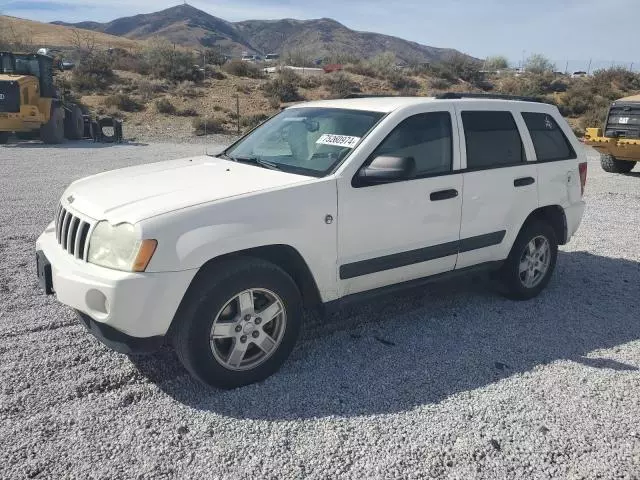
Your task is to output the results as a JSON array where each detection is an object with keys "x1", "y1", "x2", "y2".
[
  {"x1": 0, "y1": 51, "x2": 84, "y2": 144},
  {"x1": 583, "y1": 94, "x2": 640, "y2": 173}
]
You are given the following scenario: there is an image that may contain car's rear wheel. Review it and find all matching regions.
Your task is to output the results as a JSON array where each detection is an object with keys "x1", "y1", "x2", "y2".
[
  {"x1": 500, "y1": 220, "x2": 558, "y2": 300},
  {"x1": 600, "y1": 153, "x2": 636, "y2": 173},
  {"x1": 171, "y1": 257, "x2": 302, "y2": 389}
]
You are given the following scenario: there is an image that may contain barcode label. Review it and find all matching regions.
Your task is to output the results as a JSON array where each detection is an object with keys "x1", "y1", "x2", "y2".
[{"x1": 316, "y1": 134, "x2": 361, "y2": 148}]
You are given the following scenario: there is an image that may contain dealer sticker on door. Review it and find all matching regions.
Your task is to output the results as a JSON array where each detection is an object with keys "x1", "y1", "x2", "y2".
[{"x1": 316, "y1": 134, "x2": 361, "y2": 148}]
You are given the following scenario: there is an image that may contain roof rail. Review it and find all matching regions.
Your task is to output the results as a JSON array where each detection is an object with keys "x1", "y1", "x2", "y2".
[
  {"x1": 342, "y1": 93, "x2": 396, "y2": 99},
  {"x1": 435, "y1": 92, "x2": 544, "y2": 103}
]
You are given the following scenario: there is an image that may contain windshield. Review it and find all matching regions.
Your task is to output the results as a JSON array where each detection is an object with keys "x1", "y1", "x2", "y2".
[{"x1": 223, "y1": 107, "x2": 384, "y2": 177}]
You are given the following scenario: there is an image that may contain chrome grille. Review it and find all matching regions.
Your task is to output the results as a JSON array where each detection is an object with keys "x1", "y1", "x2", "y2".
[{"x1": 54, "y1": 204, "x2": 92, "y2": 260}]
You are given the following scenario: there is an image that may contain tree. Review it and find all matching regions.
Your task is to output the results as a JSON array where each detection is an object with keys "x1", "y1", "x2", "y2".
[
  {"x1": 484, "y1": 55, "x2": 509, "y2": 71},
  {"x1": 524, "y1": 54, "x2": 555, "y2": 74},
  {"x1": 69, "y1": 29, "x2": 97, "y2": 60},
  {"x1": 441, "y1": 53, "x2": 483, "y2": 84}
]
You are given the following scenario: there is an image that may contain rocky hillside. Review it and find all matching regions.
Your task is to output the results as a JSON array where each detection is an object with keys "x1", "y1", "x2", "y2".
[{"x1": 53, "y1": 4, "x2": 471, "y2": 63}]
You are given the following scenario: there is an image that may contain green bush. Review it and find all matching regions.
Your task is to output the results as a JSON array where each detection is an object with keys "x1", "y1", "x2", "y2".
[
  {"x1": 241, "y1": 113, "x2": 269, "y2": 129},
  {"x1": 104, "y1": 93, "x2": 143, "y2": 112},
  {"x1": 192, "y1": 117, "x2": 225, "y2": 135},
  {"x1": 71, "y1": 53, "x2": 115, "y2": 91},
  {"x1": 223, "y1": 60, "x2": 264, "y2": 79},
  {"x1": 429, "y1": 77, "x2": 453, "y2": 90},
  {"x1": 263, "y1": 71, "x2": 303, "y2": 103},
  {"x1": 155, "y1": 98, "x2": 176, "y2": 114},
  {"x1": 387, "y1": 72, "x2": 420, "y2": 91},
  {"x1": 524, "y1": 54, "x2": 555, "y2": 74},
  {"x1": 139, "y1": 40, "x2": 202, "y2": 82},
  {"x1": 591, "y1": 68, "x2": 640, "y2": 98},
  {"x1": 324, "y1": 73, "x2": 360, "y2": 98},
  {"x1": 344, "y1": 62, "x2": 378, "y2": 78}
]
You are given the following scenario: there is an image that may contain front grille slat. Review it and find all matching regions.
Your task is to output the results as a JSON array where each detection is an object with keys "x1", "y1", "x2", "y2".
[
  {"x1": 60, "y1": 211, "x2": 72, "y2": 248},
  {"x1": 78, "y1": 222, "x2": 90, "y2": 259},
  {"x1": 54, "y1": 203, "x2": 94, "y2": 261},
  {"x1": 67, "y1": 217, "x2": 80, "y2": 254},
  {"x1": 56, "y1": 207, "x2": 66, "y2": 242}
]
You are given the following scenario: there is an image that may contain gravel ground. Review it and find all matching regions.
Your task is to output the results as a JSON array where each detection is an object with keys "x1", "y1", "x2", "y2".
[{"x1": 1, "y1": 141, "x2": 639, "y2": 480}]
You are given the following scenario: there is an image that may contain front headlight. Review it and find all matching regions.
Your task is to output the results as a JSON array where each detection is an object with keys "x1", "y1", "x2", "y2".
[{"x1": 88, "y1": 221, "x2": 157, "y2": 272}]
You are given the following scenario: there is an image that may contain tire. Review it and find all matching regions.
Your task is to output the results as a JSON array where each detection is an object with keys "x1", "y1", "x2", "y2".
[
  {"x1": 600, "y1": 153, "x2": 636, "y2": 174},
  {"x1": 171, "y1": 257, "x2": 303, "y2": 389},
  {"x1": 40, "y1": 105, "x2": 65, "y2": 144},
  {"x1": 499, "y1": 220, "x2": 558, "y2": 300},
  {"x1": 0, "y1": 132, "x2": 9, "y2": 144},
  {"x1": 64, "y1": 104, "x2": 84, "y2": 140}
]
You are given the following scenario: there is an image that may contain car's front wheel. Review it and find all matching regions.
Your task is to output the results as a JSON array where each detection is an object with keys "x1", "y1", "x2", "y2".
[
  {"x1": 500, "y1": 220, "x2": 558, "y2": 300},
  {"x1": 172, "y1": 257, "x2": 302, "y2": 389}
]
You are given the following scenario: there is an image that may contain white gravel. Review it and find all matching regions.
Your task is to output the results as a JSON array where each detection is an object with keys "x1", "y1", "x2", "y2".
[{"x1": 1, "y1": 140, "x2": 639, "y2": 480}]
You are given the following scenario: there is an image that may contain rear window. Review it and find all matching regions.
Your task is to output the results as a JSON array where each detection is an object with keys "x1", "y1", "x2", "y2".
[
  {"x1": 462, "y1": 111, "x2": 524, "y2": 169},
  {"x1": 522, "y1": 112, "x2": 576, "y2": 161}
]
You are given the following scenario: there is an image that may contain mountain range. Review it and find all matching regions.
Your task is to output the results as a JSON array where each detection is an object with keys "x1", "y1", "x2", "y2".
[{"x1": 52, "y1": 4, "x2": 472, "y2": 64}]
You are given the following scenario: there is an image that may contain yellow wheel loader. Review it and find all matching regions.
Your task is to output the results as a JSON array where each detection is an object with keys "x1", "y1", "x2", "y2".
[
  {"x1": 583, "y1": 94, "x2": 640, "y2": 174},
  {"x1": 0, "y1": 52, "x2": 84, "y2": 145}
]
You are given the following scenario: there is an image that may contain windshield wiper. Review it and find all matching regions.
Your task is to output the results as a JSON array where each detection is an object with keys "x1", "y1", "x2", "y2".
[
  {"x1": 228, "y1": 155, "x2": 281, "y2": 171},
  {"x1": 216, "y1": 152, "x2": 233, "y2": 160}
]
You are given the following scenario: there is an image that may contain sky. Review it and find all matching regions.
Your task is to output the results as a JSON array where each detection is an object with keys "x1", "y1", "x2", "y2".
[{"x1": 2, "y1": 0, "x2": 639, "y2": 71}]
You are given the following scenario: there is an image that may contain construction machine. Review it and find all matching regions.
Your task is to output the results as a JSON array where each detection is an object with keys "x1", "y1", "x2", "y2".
[
  {"x1": 0, "y1": 51, "x2": 84, "y2": 144},
  {"x1": 583, "y1": 94, "x2": 640, "y2": 173}
]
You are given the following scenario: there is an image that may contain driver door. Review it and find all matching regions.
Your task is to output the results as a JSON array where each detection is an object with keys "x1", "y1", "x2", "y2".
[{"x1": 336, "y1": 106, "x2": 464, "y2": 297}]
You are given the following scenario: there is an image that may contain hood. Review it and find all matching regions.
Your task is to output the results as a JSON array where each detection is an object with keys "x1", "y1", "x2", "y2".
[{"x1": 62, "y1": 155, "x2": 311, "y2": 224}]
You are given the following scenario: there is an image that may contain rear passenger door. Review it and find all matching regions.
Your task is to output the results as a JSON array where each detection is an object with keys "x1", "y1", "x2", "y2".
[
  {"x1": 521, "y1": 111, "x2": 581, "y2": 208},
  {"x1": 455, "y1": 107, "x2": 538, "y2": 269}
]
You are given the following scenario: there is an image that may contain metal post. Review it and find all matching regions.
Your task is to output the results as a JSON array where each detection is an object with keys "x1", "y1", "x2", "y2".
[{"x1": 236, "y1": 95, "x2": 240, "y2": 135}]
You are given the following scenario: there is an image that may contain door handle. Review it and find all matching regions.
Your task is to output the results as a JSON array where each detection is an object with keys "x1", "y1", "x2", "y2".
[
  {"x1": 514, "y1": 177, "x2": 535, "y2": 187},
  {"x1": 430, "y1": 189, "x2": 458, "y2": 201}
]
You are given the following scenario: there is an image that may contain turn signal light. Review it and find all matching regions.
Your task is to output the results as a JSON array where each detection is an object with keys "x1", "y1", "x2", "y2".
[{"x1": 133, "y1": 239, "x2": 158, "y2": 272}]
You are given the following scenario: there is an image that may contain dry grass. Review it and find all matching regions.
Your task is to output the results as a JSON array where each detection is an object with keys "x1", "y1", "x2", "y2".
[{"x1": 0, "y1": 15, "x2": 141, "y2": 49}]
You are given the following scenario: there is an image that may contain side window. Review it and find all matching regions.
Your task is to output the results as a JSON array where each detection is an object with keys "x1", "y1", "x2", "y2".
[
  {"x1": 462, "y1": 111, "x2": 524, "y2": 169},
  {"x1": 371, "y1": 112, "x2": 453, "y2": 177},
  {"x1": 522, "y1": 112, "x2": 576, "y2": 161}
]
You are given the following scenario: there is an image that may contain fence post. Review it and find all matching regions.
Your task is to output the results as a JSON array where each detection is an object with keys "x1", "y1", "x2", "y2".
[{"x1": 236, "y1": 95, "x2": 240, "y2": 135}]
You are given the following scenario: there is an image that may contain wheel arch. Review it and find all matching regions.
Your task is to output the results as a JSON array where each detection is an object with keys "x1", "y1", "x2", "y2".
[
  {"x1": 177, "y1": 243, "x2": 322, "y2": 313},
  {"x1": 522, "y1": 205, "x2": 567, "y2": 245}
]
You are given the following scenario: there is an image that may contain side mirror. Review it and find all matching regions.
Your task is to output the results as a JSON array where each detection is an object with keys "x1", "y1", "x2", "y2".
[{"x1": 357, "y1": 155, "x2": 416, "y2": 185}]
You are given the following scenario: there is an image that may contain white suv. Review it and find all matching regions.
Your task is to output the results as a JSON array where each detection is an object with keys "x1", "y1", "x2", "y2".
[{"x1": 36, "y1": 94, "x2": 587, "y2": 388}]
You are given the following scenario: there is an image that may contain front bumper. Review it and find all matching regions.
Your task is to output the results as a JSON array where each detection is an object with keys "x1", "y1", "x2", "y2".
[{"x1": 36, "y1": 222, "x2": 197, "y2": 350}]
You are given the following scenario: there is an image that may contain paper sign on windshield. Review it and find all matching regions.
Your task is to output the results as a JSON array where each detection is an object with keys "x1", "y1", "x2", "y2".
[{"x1": 316, "y1": 134, "x2": 361, "y2": 148}]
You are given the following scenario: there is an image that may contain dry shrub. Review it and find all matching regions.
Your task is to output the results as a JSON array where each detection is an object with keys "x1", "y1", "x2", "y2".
[
  {"x1": 155, "y1": 98, "x2": 176, "y2": 114},
  {"x1": 324, "y1": 73, "x2": 360, "y2": 98},
  {"x1": 223, "y1": 60, "x2": 264, "y2": 79},
  {"x1": 104, "y1": 93, "x2": 143, "y2": 112},
  {"x1": 192, "y1": 117, "x2": 225, "y2": 135}
]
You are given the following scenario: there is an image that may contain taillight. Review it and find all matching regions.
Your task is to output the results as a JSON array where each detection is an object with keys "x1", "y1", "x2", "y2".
[{"x1": 579, "y1": 162, "x2": 588, "y2": 196}]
